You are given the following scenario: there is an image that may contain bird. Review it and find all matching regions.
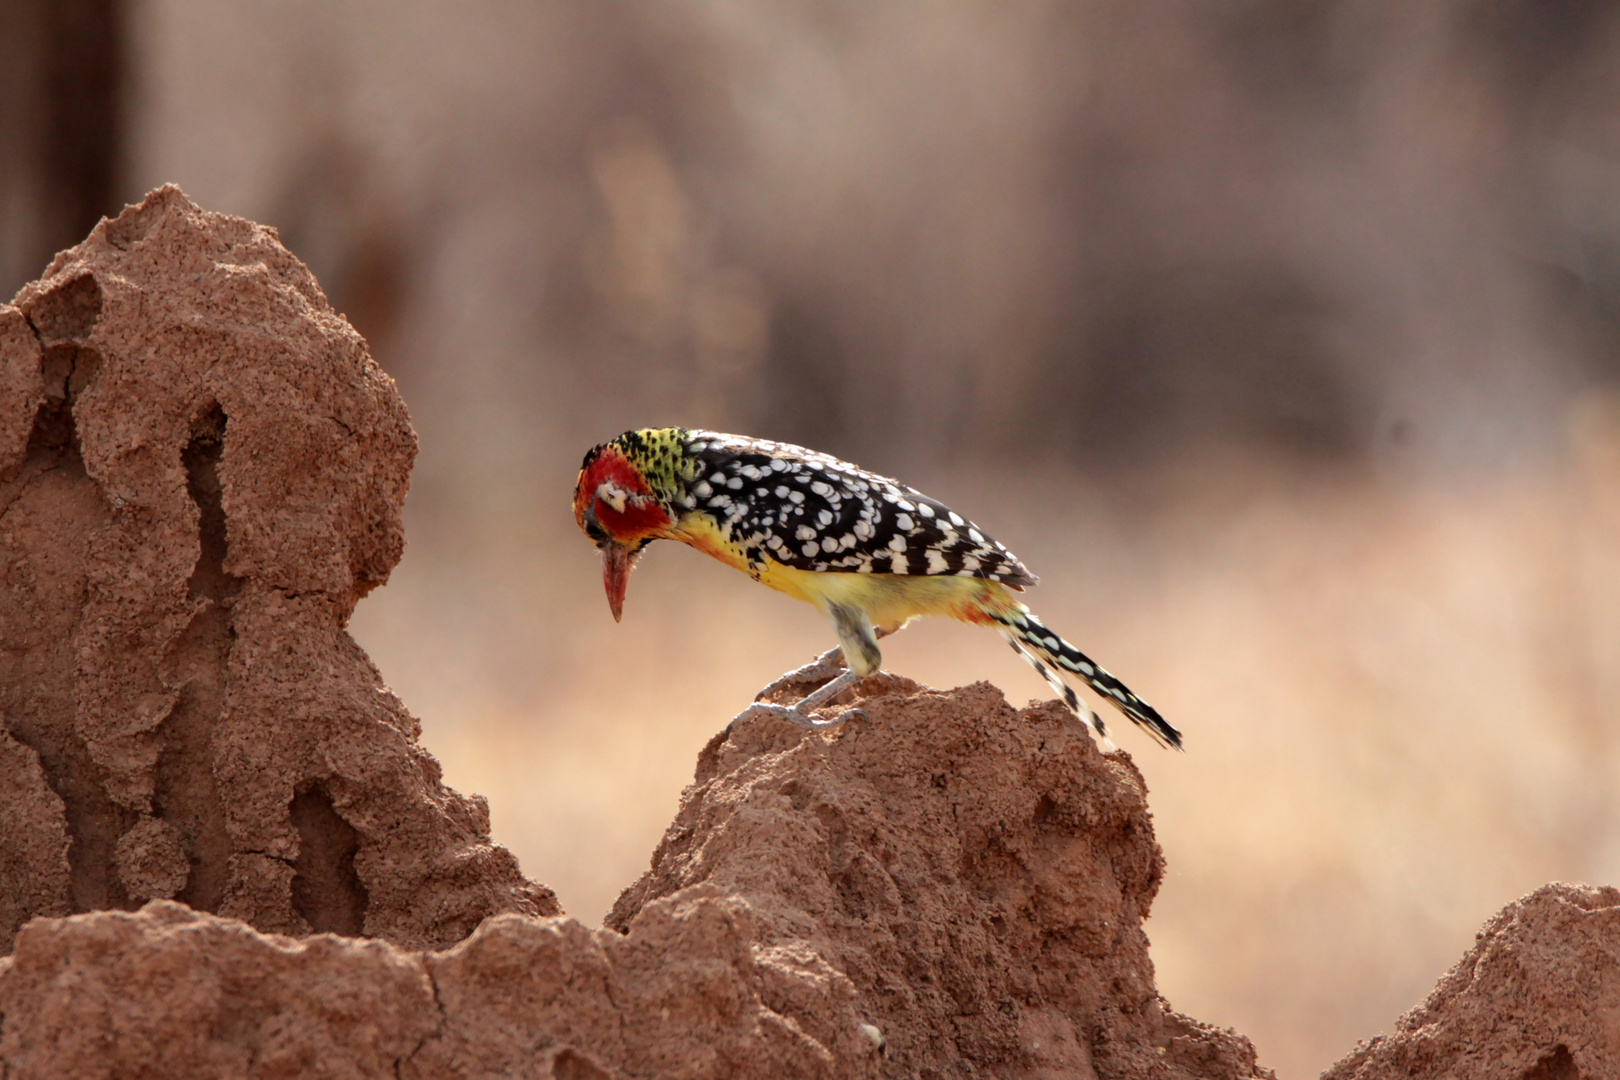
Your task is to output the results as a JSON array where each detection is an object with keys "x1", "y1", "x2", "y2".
[{"x1": 572, "y1": 427, "x2": 1182, "y2": 749}]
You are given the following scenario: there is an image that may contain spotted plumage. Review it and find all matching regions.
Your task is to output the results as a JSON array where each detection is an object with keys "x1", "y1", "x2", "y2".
[
  {"x1": 573, "y1": 427, "x2": 1181, "y2": 749},
  {"x1": 668, "y1": 431, "x2": 1031, "y2": 584}
]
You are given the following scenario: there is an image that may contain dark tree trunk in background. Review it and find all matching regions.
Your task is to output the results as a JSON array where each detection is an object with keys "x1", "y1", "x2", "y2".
[{"x1": 0, "y1": 0, "x2": 127, "y2": 299}]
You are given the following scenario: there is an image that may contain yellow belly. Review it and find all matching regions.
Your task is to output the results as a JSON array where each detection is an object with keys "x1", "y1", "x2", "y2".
[
  {"x1": 757, "y1": 560, "x2": 1011, "y2": 628},
  {"x1": 672, "y1": 514, "x2": 1016, "y2": 627}
]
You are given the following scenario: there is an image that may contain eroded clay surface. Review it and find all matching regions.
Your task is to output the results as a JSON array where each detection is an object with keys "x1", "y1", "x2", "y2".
[
  {"x1": 3, "y1": 187, "x2": 1610, "y2": 1080},
  {"x1": 1324, "y1": 882, "x2": 1620, "y2": 1080},
  {"x1": 0, "y1": 680, "x2": 1273, "y2": 1080},
  {"x1": 0, "y1": 186, "x2": 555, "y2": 954}
]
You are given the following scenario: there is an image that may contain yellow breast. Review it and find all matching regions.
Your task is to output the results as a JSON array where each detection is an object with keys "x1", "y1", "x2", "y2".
[{"x1": 672, "y1": 512, "x2": 1015, "y2": 628}]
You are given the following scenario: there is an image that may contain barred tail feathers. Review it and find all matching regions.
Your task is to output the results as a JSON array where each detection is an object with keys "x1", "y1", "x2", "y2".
[
  {"x1": 1000, "y1": 628, "x2": 1112, "y2": 745},
  {"x1": 992, "y1": 605, "x2": 1183, "y2": 750}
]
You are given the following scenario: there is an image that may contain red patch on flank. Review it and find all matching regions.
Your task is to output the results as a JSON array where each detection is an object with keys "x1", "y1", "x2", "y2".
[
  {"x1": 952, "y1": 582, "x2": 1009, "y2": 626},
  {"x1": 955, "y1": 605, "x2": 1000, "y2": 627}
]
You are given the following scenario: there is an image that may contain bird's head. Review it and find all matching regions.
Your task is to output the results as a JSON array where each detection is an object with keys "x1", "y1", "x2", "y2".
[{"x1": 573, "y1": 429, "x2": 685, "y2": 621}]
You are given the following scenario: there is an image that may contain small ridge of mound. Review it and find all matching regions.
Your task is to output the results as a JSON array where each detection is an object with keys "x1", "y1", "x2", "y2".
[{"x1": 1324, "y1": 882, "x2": 1620, "y2": 1080}]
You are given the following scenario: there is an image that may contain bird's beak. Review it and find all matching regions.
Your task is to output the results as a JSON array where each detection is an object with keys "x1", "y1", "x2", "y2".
[{"x1": 602, "y1": 541, "x2": 639, "y2": 623}]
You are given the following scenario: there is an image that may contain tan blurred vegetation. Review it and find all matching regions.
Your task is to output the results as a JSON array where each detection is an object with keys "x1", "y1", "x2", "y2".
[{"x1": 6, "y1": 1, "x2": 1620, "y2": 1076}]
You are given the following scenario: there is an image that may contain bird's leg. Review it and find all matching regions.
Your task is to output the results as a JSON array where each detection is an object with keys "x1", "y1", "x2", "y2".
[
  {"x1": 752, "y1": 646, "x2": 848, "y2": 702},
  {"x1": 736, "y1": 647, "x2": 855, "y2": 732},
  {"x1": 734, "y1": 610, "x2": 922, "y2": 733},
  {"x1": 733, "y1": 667, "x2": 866, "y2": 731},
  {"x1": 735, "y1": 609, "x2": 899, "y2": 732},
  {"x1": 795, "y1": 667, "x2": 866, "y2": 712}
]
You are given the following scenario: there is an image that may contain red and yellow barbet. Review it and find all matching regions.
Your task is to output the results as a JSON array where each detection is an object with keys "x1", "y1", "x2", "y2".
[{"x1": 573, "y1": 427, "x2": 1181, "y2": 748}]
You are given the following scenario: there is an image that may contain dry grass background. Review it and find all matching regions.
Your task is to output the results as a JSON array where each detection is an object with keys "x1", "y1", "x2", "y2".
[
  {"x1": 14, "y1": 1, "x2": 1620, "y2": 1075},
  {"x1": 348, "y1": 411, "x2": 1620, "y2": 1079}
]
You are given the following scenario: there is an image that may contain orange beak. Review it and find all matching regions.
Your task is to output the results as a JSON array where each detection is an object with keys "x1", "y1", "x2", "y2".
[{"x1": 602, "y1": 541, "x2": 639, "y2": 622}]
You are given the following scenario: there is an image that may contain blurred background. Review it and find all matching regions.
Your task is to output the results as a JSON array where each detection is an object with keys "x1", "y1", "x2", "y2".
[{"x1": 5, "y1": 1, "x2": 1620, "y2": 1075}]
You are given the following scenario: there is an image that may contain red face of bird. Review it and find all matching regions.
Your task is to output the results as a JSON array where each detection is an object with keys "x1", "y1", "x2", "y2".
[{"x1": 573, "y1": 443, "x2": 676, "y2": 622}]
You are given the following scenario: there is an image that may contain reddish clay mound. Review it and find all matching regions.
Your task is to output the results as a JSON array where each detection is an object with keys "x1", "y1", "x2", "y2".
[
  {"x1": 0, "y1": 188, "x2": 1278, "y2": 1078},
  {"x1": 611, "y1": 678, "x2": 1266, "y2": 1079},
  {"x1": 0, "y1": 895, "x2": 865, "y2": 1079},
  {"x1": 0, "y1": 186, "x2": 555, "y2": 952},
  {"x1": 3, "y1": 187, "x2": 1612, "y2": 1080},
  {"x1": 0, "y1": 681, "x2": 1271, "y2": 1079},
  {"x1": 1324, "y1": 883, "x2": 1620, "y2": 1080}
]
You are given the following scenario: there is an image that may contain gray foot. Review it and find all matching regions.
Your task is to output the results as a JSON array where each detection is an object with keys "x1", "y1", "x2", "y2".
[
  {"x1": 734, "y1": 668, "x2": 866, "y2": 731},
  {"x1": 753, "y1": 646, "x2": 846, "y2": 702},
  {"x1": 731, "y1": 701, "x2": 849, "y2": 731}
]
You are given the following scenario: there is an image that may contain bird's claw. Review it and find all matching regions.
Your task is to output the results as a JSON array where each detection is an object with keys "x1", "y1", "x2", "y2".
[
  {"x1": 732, "y1": 701, "x2": 846, "y2": 732},
  {"x1": 753, "y1": 647, "x2": 847, "y2": 702},
  {"x1": 737, "y1": 666, "x2": 865, "y2": 733}
]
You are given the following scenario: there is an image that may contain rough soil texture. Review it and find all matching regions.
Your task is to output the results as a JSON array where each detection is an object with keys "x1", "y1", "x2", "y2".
[
  {"x1": 0, "y1": 185, "x2": 556, "y2": 954},
  {"x1": 608, "y1": 677, "x2": 1269, "y2": 1080},
  {"x1": 0, "y1": 193, "x2": 1270, "y2": 1080},
  {"x1": 0, "y1": 188, "x2": 1612, "y2": 1080},
  {"x1": 1323, "y1": 883, "x2": 1620, "y2": 1080},
  {"x1": 0, "y1": 676, "x2": 1272, "y2": 1080}
]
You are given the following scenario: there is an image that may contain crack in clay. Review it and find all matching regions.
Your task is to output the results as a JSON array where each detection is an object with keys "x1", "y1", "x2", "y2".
[
  {"x1": 289, "y1": 780, "x2": 370, "y2": 935},
  {"x1": 601, "y1": 952, "x2": 629, "y2": 1056},
  {"x1": 241, "y1": 849, "x2": 294, "y2": 864},
  {"x1": 397, "y1": 962, "x2": 447, "y2": 1077},
  {"x1": 24, "y1": 274, "x2": 103, "y2": 345},
  {"x1": 0, "y1": 460, "x2": 65, "y2": 525},
  {"x1": 153, "y1": 404, "x2": 240, "y2": 912},
  {"x1": 182, "y1": 404, "x2": 242, "y2": 605}
]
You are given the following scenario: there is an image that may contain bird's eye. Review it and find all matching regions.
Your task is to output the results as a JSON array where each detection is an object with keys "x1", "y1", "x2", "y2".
[{"x1": 582, "y1": 502, "x2": 610, "y2": 545}]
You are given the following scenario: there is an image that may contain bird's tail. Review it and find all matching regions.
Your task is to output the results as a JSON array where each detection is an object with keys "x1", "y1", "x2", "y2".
[{"x1": 989, "y1": 604, "x2": 1183, "y2": 750}]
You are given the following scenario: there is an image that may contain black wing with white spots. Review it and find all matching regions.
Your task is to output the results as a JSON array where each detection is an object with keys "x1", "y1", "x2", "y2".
[{"x1": 672, "y1": 431, "x2": 1036, "y2": 586}]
